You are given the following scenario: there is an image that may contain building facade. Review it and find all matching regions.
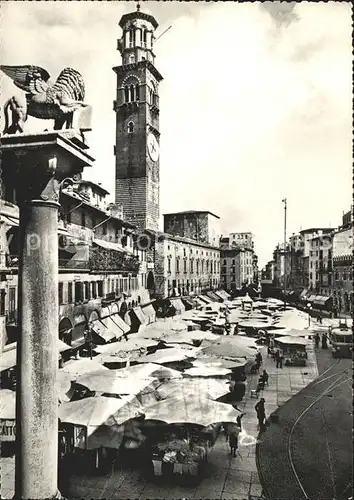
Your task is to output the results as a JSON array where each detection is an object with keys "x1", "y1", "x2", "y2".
[
  {"x1": 220, "y1": 237, "x2": 255, "y2": 292},
  {"x1": 146, "y1": 230, "x2": 220, "y2": 299},
  {"x1": 332, "y1": 210, "x2": 353, "y2": 316},
  {"x1": 113, "y1": 7, "x2": 163, "y2": 231},
  {"x1": 0, "y1": 180, "x2": 154, "y2": 350},
  {"x1": 229, "y1": 232, "x2": 254, "y2": 250},
  {"x1": 163, "y1": 210, "x2": 221, "y2": 247}
]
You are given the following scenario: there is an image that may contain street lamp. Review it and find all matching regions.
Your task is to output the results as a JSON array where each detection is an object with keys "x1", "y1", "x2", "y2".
[{"x1": 282, "y1": 198, "x2": 287, "y2": 311}]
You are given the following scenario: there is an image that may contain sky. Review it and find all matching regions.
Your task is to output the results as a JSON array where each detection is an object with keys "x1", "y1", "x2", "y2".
[{"x1": 0, "y1": 1, "x2": 352, "y2": 267}]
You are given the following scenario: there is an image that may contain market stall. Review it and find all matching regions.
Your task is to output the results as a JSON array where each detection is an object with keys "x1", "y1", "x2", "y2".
[
  {"x1": 275, "y1": 336, "x2": 308, "y2": 366},
  {"x1": 142, "y1": 394, "x2": 240, "y2": 479},
  {"x1": 58, "y1": 395, "x2": 143, "y2": 472}
]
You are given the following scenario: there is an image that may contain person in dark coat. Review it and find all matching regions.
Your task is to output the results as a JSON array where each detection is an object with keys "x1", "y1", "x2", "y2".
[
  {"x1": 255, "y1": 398, "x2": 266, "y2": 430},
  {"x1": 255, "y1": 351, "x2": 263, "y2": 370},
  {"x1": 228, "y1": 427, "x2": 240, "y2": 457},
  {"x1": 321, "y1": 333, "x2": 328, "y2": 349},
  {"x1": 314, "y1": 333, "x2": 320, "y2": 348},
  {"x1": 260, "y1": 369, "x2": 269, "y2": 386}
]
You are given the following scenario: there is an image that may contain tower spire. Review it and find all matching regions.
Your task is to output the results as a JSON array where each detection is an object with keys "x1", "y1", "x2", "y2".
[{"x1": 136, "y1": 2, "x2": 140, "y2": 12}]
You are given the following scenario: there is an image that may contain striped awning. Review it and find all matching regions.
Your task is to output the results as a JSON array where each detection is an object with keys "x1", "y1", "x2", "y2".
[
  {"x1": 90, "y1": 319, "x2": 115, "y2": 342},
  {"x1": 110, "y1": 314, "x2": 130, "y2": 334},
  {"x1": 100, "y1": 316, "x2": 125, "y2": 340}
]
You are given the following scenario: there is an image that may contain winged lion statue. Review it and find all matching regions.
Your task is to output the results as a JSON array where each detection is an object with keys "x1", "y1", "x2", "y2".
[{"x1": 1, "y1": 65, "x2": 87, "y2": 134}]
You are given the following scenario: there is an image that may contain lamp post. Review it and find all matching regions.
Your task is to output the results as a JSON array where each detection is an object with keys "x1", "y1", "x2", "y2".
[{"x1": 282, "y1": 198, "x2": 287, "y2": 311}]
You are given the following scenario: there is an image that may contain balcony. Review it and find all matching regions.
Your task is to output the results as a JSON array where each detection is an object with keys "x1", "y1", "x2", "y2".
[
  {"x1": 59, "y1": 259, "x2": 90, "y2": 270},
  {"x1": 89, "y1": 246, "x2": 140, "y2": 274}
]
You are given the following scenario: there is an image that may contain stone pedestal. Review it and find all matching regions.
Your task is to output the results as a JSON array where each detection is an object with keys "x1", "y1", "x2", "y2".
[{"x1": 1, "y1": 131, "x2": 94, "y2": 500}]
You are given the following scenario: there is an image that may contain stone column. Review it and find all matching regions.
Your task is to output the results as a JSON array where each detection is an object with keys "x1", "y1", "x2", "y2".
[{"x1": 1, "y1": 131, "x2": 93, "y2": 500}]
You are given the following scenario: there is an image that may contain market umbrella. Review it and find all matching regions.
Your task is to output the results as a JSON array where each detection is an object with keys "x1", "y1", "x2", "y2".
[
  {"x1": 114, "y1": 362, "x2": 182, "y2": 380},
  {"x1": 136, "y1": 347, "x2": 197, "y2": 365},
  {"x1": 143, "y1": 393, "x2": 240, "y2": 426},
  {"x1": 276, "y1": 336, "x2": 308, "y2": 346},
  {"x1": 162, "y1": 330, "x2": 219, "y2": 345},
  {"x1": 268, "y1": 328, "x2": 309, "y2": 337},
  {"x1": 183, "y1": 366, "x2": 232, "y2": 378},
  {"x1": 156, "y1": 378, "x2": 229, "y2": 401},
  {"x1": 237, "y1": 321, "x2": 272, "y2": 329},
  {"x1": 60, "y1": 359, "x2": 109, "y2": 379},
  {"x1": 57, "y1": 370, "x2": 74, "y2": 402},
  {"x1": 58, "y1": 395, "x2": 143, "y2": 449},
  {"x1": 75, "y1": 370, "x2": 158, "y2": 396},
  {"x1": 95, "y1": 338, "x2": 158, "y2": 353},
  {"x1": 193, "y1": 356, "x2": 247, "y2": 370},
  {"x1": 199, "y1": 340, "x2": 256, "y2": 360}
]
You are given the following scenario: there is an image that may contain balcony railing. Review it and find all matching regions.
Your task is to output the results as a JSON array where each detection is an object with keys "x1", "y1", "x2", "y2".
[{"x1": 59, "y1": 259, "x2": 90, "y2": 270}]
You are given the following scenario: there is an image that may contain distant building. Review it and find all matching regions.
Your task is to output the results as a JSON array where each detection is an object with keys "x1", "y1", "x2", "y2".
[
  {"x1": 332, "y1": 210, "x2": 353, "y2": 316},
  {"x1": 146, "y1": 230, "x2": 220, "y2": 299},
  {"x1": 163, "y1": 210, "x2": 221, "y2": 248},
  {"x1": 220, "y1": 237, "x2": 255, "y2": 292},
  {"x1": 229, "y1": 232, "x2": 254, "y2": 250}
]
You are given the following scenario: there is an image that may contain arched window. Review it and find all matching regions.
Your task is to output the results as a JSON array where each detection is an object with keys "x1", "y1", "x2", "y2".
[
  {"x1": 129, "y1": 84, "x2": 135, "y2": 102},
  {"x1": 142, "y1": 28, "x2": 147, "y2": 46},
  {"x1": 127, "y1": 121, "x2": 134, "y2": 133},
  {"x1": 135, "y1": 84, "x2": 140, "y2": 101},
  {"x1": 124, "y1": 87, "x2": 129, "y2": 103},
  {"x1": 129, "y1": 28, "x2": 135, "y2": 47},
  {"x1": 129, "y1": 54, "x2": 135, "y2": 64}
]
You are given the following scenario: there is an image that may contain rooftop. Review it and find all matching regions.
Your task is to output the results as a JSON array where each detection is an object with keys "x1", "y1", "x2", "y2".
[
  {"x1": 163, "y1": 210, "x2": 220, "y2": 219},
  {"x1": 79, "y1": 180, "x2": 110, "y2": 196},
  {"x1": 299, "y1": 227, "x2": 333, "y2": 234}
]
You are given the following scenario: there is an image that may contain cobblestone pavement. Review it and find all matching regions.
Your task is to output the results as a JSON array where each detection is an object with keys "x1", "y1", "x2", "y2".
[{"x1": 0, "y1": 333, "x2": 319, "y2": 500}]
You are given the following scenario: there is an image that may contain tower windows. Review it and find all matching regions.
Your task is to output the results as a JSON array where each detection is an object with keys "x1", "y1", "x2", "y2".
[
  {"x1": 127, "y1": 121, "x2": 134, "y2": 133},
  {"x1": 128, "y1": 28, "x2": 135, "y2": 47},
  {"x1": 123, "y1": 83, "x2": 140, "y2": 103},
  {"x1": 142, "y1": 28, "x2": 147, "y2": 47}
]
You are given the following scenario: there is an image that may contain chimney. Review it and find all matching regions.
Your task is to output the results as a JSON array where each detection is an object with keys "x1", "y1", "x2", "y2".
[{"x1": 108, "y1": 203, "x2": 124, "y2": 219}]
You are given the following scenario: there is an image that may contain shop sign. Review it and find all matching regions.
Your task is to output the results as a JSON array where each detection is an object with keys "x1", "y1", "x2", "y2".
[{"x1": 0, "y1": 419, "x2": 16, "y2": 441}]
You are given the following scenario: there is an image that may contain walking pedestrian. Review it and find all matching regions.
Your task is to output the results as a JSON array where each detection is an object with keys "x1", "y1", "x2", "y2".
[
  {"x1": 255, "y1": 398, "x2": 266, "y2": 431},
  {"x1": 260, "y1": 369, "x2": 269, "y2": 386},
  {"x1": 275, "y1": 348, "x2": 280, "y2": 368},
  {"x1": 228, "y1": 426, "x2": 240, "y2": 457},
  {"x1": 255, "y1": 351, "x2": 263, "y2": 371},
  {"x1": 234, "y1": 322, "x2": 239, "y2": 335},
  {"x1": 236, "y1": 413, "x2": 245, "y2": 431},
  {"x1": 321, "y1": 333, "x2": 328, "y2": 349},
  {"x1": 278, "y1": 349, "x2": 284, "y2": 368},
  {"x1": 314, "y1": 333, "x2": 320, "y2": 348}
]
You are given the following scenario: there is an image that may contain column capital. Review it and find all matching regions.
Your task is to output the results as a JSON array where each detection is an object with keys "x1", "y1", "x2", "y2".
[{"x1": 1, "y1": 131, "x2": 94, "y2": 205}]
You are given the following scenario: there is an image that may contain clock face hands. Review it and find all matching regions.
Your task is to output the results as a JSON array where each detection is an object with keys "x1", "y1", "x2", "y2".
[{"x1": 147, "y1": 132, "x2": 159, "y2": 162}]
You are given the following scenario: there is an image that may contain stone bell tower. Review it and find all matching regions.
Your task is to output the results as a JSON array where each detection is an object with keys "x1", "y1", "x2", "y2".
[{"x1": 113, "y1": 4, "x2": 163, "y2": 231}]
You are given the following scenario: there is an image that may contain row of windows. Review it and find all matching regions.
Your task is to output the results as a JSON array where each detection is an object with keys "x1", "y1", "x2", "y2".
[
  {"x1": 168, "y1": 246, "x2": 218, "y2": 259},
  {"x1": 58, "y1": 276, "x2": 140, "y2": 306},
  {"x1": 167, "y1": 258, "x2": 220, "y2": 275},
  {"x1": 167, "y1": 278, "x2": 219, "y2": 291}
]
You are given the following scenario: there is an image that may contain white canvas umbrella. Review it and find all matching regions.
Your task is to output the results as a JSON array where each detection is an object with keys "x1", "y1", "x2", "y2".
[
  {"x1": 144, "y1": 394, "x2": 240, "y2": 426},
  {"x1": 183, "y1": 366, "x2": 232, "y2": 378}
]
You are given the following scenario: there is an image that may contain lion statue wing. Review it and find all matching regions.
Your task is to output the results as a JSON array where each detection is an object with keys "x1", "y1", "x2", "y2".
[{"x1": 0, "y1": 65, "x2": 51, "y2": 94}]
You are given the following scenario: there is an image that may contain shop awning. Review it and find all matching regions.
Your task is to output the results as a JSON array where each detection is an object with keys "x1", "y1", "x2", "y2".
[
  {"x1": 312, "y1": 295, "x2": 331, "y2": 306},
  {"x1": 100, "y1": 307, "x2": 111, "y2": 319},
  {"x1": 131, "y1": 307, "x2": 148, "y2": 326},
  {"x1": 100, "y1": 316, "x2": 125, "y2": 340},
  {"x1": 217, "y1": 290, "x2": 231, "y2": 300},
  {"x1": 90, "y1": 319, "x2": 115, "y2": 342},
  {"x1": 206, "y1": 292, "x2": 220, "y2": 302},
  {"x1": 93, "y1": 238, "x2": 134, "y2": 255},
  {"x1": 110, "y1": 314, "x2": 130, "y2": 334},
  {"x1": 300, "y1": 289, "x2": 309, "y2": 299},
  {"x1": 181, "y1": 297, "x2": 195, "y2": 309},
  {"x1": 306, "y1": 295, "x2": 316, "y2": 302},
  {"x1": 141, "y1": 304, "x2": 156, "y2": 323},
  {"x1": 213, "y1": 291, "x2": 225, "y2": 301},
  {"x1": 170, "y1": 298, "x2": 185, "y2": 313},
  {"x1": 199, "y1": 295, "x2": 213, "y2": 304}
]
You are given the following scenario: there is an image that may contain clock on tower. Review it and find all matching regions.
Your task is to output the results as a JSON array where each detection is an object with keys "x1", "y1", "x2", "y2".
[{"x1": 113, "y1": 5, "x2": 163, "y2": 231}]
